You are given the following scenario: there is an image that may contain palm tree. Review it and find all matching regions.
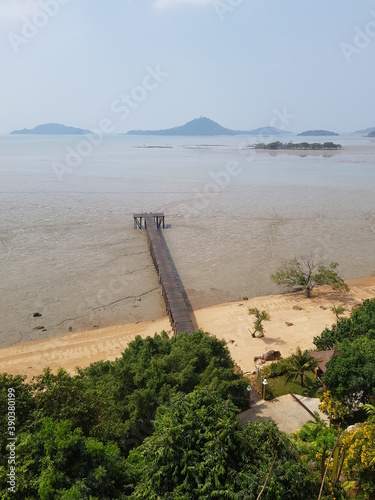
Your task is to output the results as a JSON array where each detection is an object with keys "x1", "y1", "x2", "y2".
[
  {"x1": 248, "y1": 307, "x2": 270, "y2": 338},
  {"x1": 286, "y1": 347, "x2": 319, "y2": 387}
]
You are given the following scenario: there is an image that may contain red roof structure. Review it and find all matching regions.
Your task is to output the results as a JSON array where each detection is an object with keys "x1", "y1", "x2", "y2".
[{"x1": 309, "y1": 350, "x2": 341, "y2": 375}]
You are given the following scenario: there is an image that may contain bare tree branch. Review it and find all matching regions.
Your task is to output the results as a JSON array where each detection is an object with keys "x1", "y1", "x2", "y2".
[{"x1": 257, "y1": 451, "x2": 278, "y2": 500}]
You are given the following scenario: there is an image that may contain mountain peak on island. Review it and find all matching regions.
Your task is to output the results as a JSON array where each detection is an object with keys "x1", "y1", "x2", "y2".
[
  {"x1": 126, "y1": 117, "x2": 291, "y2": 136},
  {"x1": 297, "y1": 129, "x2": 339, "y2": 137},
  {"x1": 127, "y1": 117, "x2": 239, "y2": 136},
  {"x1": 10, "y1": 123, "x2": 92, "y2": 135}
]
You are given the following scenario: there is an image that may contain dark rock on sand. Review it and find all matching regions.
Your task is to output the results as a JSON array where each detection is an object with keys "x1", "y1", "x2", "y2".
[{"x1": 254, "y1": 350, "x2": 281, "y2": 363}]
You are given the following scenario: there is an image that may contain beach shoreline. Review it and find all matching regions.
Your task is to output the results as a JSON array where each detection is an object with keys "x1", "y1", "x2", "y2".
[
  {"x1": 2, "y1": 138, "x2": 374, "y2": 350},
  {"x1": 1, "y1": 276, "x2": 374, "y2": 380}
]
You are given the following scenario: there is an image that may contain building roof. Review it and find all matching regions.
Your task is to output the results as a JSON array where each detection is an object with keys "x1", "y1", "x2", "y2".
[{"x1": 309, "y1": 350, "x2": 340, "y2": 374}]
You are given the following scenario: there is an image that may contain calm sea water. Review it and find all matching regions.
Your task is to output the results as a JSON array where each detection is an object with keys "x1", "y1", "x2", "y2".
[{"x1": 1, "y1": 134, "x2": 374, "y2": 347}]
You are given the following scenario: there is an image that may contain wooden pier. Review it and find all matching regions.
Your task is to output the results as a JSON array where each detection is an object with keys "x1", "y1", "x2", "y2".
[
  {"x1": 133, "y1": 213, "x2": 165, "y2": 230},
  {"x1": 134, "y1": 213, "x2": 194, "y2": 334}
]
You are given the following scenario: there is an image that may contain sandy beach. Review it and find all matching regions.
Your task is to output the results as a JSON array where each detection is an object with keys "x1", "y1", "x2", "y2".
[{"x1": 1, "y1": 276, "x2": 374, "y2": 380}]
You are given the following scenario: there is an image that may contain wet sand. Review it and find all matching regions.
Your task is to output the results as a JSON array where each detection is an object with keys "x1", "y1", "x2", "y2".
[
  {"x1": 1, "y1": 139, "x2": 375, "y2": 348},
  {"x1": 2, "y1": 183, "x2": 375, "y2": 349},
  {"x1": 1, "y1": 276, "x2": 374, "y2": 379}
]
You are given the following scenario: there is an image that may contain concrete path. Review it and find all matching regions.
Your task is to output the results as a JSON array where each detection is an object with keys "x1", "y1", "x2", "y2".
[{"x1": 237, "y1": 394, "x2": 328, "y2": 434}]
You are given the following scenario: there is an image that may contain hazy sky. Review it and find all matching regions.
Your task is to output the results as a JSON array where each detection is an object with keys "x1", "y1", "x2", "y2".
[{"x1": 1, "y1": 0, "x2": 375, "y2": 134}]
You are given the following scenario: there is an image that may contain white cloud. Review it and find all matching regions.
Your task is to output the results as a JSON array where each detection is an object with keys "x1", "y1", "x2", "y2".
[
  {"x1": 0, "y1": 0, "x2": 38, "y2": 20},
  {"x1": 153, "y1": 0, "x2": 214, "y2": 9}
]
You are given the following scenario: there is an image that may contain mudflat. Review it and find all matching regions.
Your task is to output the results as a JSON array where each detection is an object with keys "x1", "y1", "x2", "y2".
[{"x1": 1, "y1": 138, "x2": 374, "y2": 348}]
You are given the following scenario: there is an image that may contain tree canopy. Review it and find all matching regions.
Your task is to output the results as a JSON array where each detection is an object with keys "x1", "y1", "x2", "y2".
[
  {"x1": 127, "y1": 388, "x2": 320, "y2": 499},
  {"x1": 323, "y1": 336, "x2": 375, "y2": 409},
  {"x1": 0, "y1": 331, "x2": 250, "y2": 498},
  {"x1": 314, "y1": 298, "x2": 375, "y2": 350},
  {"x1": 255, "y1": 141, "x2": 342, "y2": 150},
  {"x1": 271, "y1": 257, "x2": 349, "y2": 297},
  {"x1": 2, "y1": 322, "x2": 374, "y2": 498},
  {"x1": 314, "y1": 300, "x2": 375, "y2": 414}
]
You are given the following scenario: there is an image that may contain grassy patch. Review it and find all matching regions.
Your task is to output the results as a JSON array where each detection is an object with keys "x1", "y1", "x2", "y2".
[{"x1": 266, "y1": 371, "x2": 321, "y2": 399}]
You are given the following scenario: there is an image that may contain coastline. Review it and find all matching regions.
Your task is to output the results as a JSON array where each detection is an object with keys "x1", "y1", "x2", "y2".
[
  {"x1": 1, "y1": 276, "x2": 374, "y2": 380},
  {"x1": 2, "y1": 138, "x2": 375, "y2": 349}
]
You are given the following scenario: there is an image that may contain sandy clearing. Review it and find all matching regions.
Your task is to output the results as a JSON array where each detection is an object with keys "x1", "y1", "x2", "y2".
[{"x1": 1, "y1": 277, "x2": 374, "y2": 379}]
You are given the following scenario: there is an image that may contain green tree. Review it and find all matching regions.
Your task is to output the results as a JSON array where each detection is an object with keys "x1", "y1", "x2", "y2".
[
  {"x1": 294, "y1": 417, "x2": 338, "y2": 480},
  {"x1": 104, "y1": 330, "x2": 248, "y2": 451},
  {"x1": 30, "y1": 332, "x2": 247, "y2": 452},
  {"x1": 127, "y1": 388, "x2": 320, "y2": 499},
  {"x1": 331, "y1": 304, "x2": 347, "y2": 320},
  {"x1": 31, "y1": 368, "x2": 100, "y2": 435},
  {"x1": 0, "y1": 332, "x2": 325, "y2": 498},
  {"x1": 3, "y1": 331, "x2": 248, "y2": 445},
  {"x1": 285, "y1": 347, "x2": 319, "y2": 387},
  {"x1": 0, "y1": 374, "x2": 34, "y2": 446},
  {"x1": 271, "y1": 257, "x2": 349, "y2": 298},
  {"x1": 323, "y1": 336, "x2": 375, "y2": 409},
  {"x1": 0, "y1": 418, "x2": 130, "y2": 499},
  {"x1": 314, "y1": 298, "x2": 375, "y2": 350},
  {"x1": 248, "y1": 307, "x2": 270, "y2": 338}
]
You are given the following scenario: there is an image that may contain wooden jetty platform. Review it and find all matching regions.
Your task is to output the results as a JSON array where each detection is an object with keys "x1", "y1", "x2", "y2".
[
  {"x1": 134, "y1": 213, "x2": 194, "y2": 334},
  {"x1": 133, "y1": 213, "x2": 165, "y2": 230}
]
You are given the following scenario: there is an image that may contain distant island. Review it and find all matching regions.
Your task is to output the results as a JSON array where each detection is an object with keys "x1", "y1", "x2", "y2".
[
  {"x1": 126, "y1": 117, "x2": 292, "y2": 136},
  {"x1": 255, "y1": 141, "x2": 342, "y2": 150},
  {"x1": 367, "y1": 131, "x2": 375, "y2": 137},
  {"x1": 10, "y1": 123, "x2": 92, "y2": 135},
  {"x1": 353, "y1": 126, "x2": 375, "y2": 135},
  {"x1": 297, "y1": 130, "x2": 339, "y2": 137}
]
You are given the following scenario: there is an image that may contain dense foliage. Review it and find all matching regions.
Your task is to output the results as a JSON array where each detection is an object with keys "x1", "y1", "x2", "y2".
[
  {"x1": 341, "y1": 423, "x2": 375, "y2": 498},
  {"x1": 127, "y1": 389, "x2": 320, "y2": 499},
  {"x1": 313, "y1": 298, "x2": 375, "y2": 350},
  {"x1": 323, "y1": 336, "x2": 375, "y2": 408},
  {"x1": 255, "y1": 141, "x2": 342, "y2": 150},
  {"x1": 0, "y1": 331, "x2": 249, "y2": 498},
  {"x1": 312, "y1": 300, "x2": 375, "y2": 410},
  {"x1": 314, "y1": 299, "x2": 375, "y2": 497},
  {"x1": 1, "y1": 309, "x2": 375, "y2": 498},
  {"x1": 267, "y1": 358, "x2": 290, "y2": 378}
]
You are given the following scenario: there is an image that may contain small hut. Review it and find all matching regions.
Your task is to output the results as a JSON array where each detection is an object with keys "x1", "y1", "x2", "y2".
[{"x1": 309, "y1": 350, "x2": 341, "y2": 379}]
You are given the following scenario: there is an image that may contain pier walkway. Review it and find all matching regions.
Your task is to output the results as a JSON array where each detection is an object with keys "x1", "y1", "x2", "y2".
[{"x1": 133, "y1": 213, "x2": 194, "y2": 335}]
